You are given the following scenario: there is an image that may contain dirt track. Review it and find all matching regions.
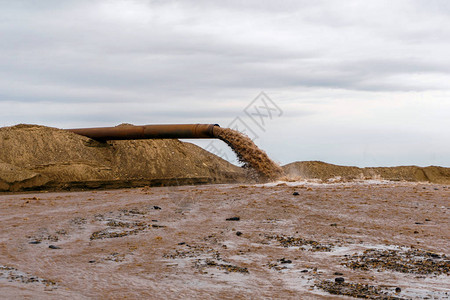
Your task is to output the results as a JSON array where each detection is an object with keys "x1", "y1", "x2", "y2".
[{"x1": 0, "y1": 181, "x2": 448, "y2": 299}]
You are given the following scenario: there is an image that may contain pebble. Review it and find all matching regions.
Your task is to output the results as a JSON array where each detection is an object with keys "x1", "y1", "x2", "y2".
[
  {"x1": 334, "y1": 272, "x2": 343, "y2": 275},
  {"x1": 48, "y1": 245, "x2": 61, "y2": 249},
  {"x1": 335, "y1": 277, "x2": 345, "y2": 283},
  {"x1": 395, "y1": 287, "x2": 401, "y2": 293},
  {"x1": 29, "y1": 241, "x2": 41, "y2": 244},
  {"x1": 226, "y1": 217, "x2": 240, "y2": 221},
  {"x1": 88, "y1": 260, "x2": 96, "y2": 263},
  {"x1": 279, "y1": 258, "x2": 292, "y2": 264},
  {"x1": 292, "y1": 192, "x2": 299, "y2": 196},
  {"x1": 153, "y1": 206, "x2": 161, "y2": 210},
  {"x1": 236, "y1": 231, "x2": 242, "y2": 236}
]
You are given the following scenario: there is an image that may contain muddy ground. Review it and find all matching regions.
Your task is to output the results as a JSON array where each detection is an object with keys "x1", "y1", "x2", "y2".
[{"x1": 0, "y1": 180, "x2": 448, "y2": 299}]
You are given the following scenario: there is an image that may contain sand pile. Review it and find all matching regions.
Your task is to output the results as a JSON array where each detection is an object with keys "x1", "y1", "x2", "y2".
[
  {"x1": 0, "y1": 124, "x2": 246, "y2": 192},
  {"x1": 214, "y1": 127, "x2": 284, "y2": 180},
  {"x1": 2, "y1": 124, "x2": 449, "y2": 192},
  {"x1": 284, "y1": 161, "x2": 450, "y2": 184}
]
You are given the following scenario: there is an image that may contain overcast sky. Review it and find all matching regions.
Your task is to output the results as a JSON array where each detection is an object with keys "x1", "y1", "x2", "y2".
[{"x1": 1, "y1": 0, "x2": 449, "y2": 167}]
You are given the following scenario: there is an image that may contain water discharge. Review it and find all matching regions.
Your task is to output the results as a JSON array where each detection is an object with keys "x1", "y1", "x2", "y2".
[{"x1": 214, "y1": 127, "x2": 284, "y2": 180}]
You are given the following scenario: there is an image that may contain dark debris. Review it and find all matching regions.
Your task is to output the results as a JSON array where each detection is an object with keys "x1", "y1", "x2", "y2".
[
  {"x1": 343, "y1": 248, "x2": 449, "y2": 275},
  {"x1": 266, "y1": 234, "x2": 334, "y2": 252},
  {"x1": 315, "y1": 280, "x2": 404, "y2": 299}
]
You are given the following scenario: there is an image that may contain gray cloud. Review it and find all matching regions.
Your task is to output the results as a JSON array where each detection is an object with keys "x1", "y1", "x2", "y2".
[{"x1": 1, "y1": 0, "x2": 449, "y2": 101}]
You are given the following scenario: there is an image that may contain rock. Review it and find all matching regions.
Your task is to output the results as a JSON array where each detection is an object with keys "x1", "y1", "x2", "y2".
[
  {"x1": 29, "y1": 241, "x2": 41, "y2": 244},
  {"x1": 226, "y1": 217, "x2": 240, "y2": 221},
  {"x1": 279, "y1": 258, "x2": 292, "y2": 264},
  {"x1": 236, "y1": 231, "x2": 242, "y2": 236},
  {"x1": 335, "y1": 277, "x2": 345, "y2": 283},
  {"x1": 292, "y1": 192, "x2": 299, "y2": 196},
  {"x1": 48, "y1": 245, "x2": 61, "y2": 249},
  {"x1": 395, "y1": 287, "x2": 401, "y2": 293},
  {"x1": 153, "y1": 206, "x2": 161, "y2": 210},
  {"x1": 334, "y1": 272, "x2": 343, "y2": 275}
]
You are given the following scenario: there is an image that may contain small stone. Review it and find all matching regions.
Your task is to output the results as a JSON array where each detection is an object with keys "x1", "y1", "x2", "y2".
[
  {"x1": 48, "y1": 245, "x2": 61, "y2": 249},
  {"x1": 330, "y1": 223, "x2": 337, "y2": 227},
  {"x1": 279, "y1": 258, "x2": 292, "y2": 264},
  {"x1": 414, "y1": 231, "x2": 419, "y2": 234},
  {"x1": 415, "y1": 222, "x2": 423, "y2": 225},
  {"x1": 178, "y1": 242, "x2": 186, "y2": 245},
  {"x1": 88, "y1": 260, "x2": 96, "y2": 263},
  {"x1": 292, "y1": 192, "x2": 299, "y2": 196},
  {"x1": 153, "y1": 206, "x2": 161, "y2": 210},
  {"x1": 333, "y1": 272, "x2": 343, "y2": 275},
  {"x1": 226, "y1": 217, "x2": 240, "y2": 221},
  {"x1": 236, "y1": 231, "x2": 243, "y2": 236},
  {"x1": 425, "y1": 219, "x2": 431, "y2": 221},
  {"x1": 335, "y1": 277, "x2": 345, "y2": 283},
  {"x1": 395, "y1": 287, "x2": 401, "y2": 293},
  {"x1": 29, "y1": 241, "x2": 41, "y2": 244},
  {"x1": 301, "y1": 269, "x2": 308, "y2": 273}
]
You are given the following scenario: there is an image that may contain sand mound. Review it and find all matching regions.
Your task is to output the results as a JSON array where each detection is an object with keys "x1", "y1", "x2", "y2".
[
  {"x1": 0, "y1": 124, "x2": 246, "y2": 192},
  {"x1": 2, "y1": 124, "x2": 449, "y2": 192},
  {"x1": 283, "y1": 161, "x2": 450, "y2": 184}
]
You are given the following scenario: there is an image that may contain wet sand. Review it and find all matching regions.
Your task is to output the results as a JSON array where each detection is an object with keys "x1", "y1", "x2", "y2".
[{"x1": 0, "y1": 181, "x2": 449, "y2": 299}]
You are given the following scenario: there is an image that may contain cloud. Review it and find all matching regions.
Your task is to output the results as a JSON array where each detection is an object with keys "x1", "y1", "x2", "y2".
[
  {"x1": 0, "y1": 0, "x2": 449, "y2": 166},
  {"x1": 1, "y1": 0, "x2": 449, "y2": 101}
]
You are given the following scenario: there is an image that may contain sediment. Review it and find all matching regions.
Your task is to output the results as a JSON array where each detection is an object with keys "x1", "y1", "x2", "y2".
[
  {"x1": 283, "y1": 161, "x2": 450, "y2": 184},
  {"x1": 0, "y1": 124, "x2": 246, "y2": 192},
  {"x1": 1, "y1": 124, "x2": 449, "y2": 192},
  {"x1": 214, "y1": 127, "x2": 284, "y2": 180}
]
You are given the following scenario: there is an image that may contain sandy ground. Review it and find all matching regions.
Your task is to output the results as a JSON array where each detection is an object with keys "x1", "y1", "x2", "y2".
[{"x1": 0, "y1": 181, "x2": 449, "y2": 299}]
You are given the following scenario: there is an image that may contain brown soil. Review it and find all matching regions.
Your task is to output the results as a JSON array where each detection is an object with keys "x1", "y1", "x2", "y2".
[
  {"x1": 0, "y1": 182, "x2": 448, "y2": 299},
  {"x1": 214, "y1": 127, "x2": 284, "y2": 180},
  {"x1": 0, "y1": 124, "x2": 247, "y2": 192},
  {"x1": 283, "y1": 161, "x2": 450, "y2": 184},
  {"x1": 1, "y1": 124, "x2": 450, "y2": 193}
]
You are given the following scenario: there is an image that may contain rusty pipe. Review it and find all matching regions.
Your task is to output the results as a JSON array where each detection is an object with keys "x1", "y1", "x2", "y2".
[{"x1": 66, "y1": 124, "x2": 219, "y2": 141}]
